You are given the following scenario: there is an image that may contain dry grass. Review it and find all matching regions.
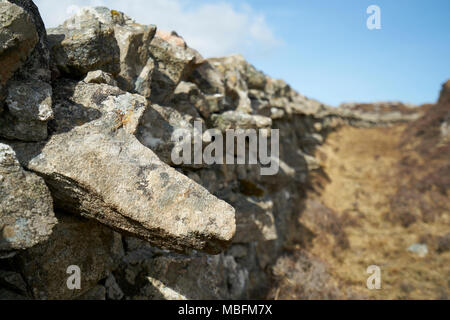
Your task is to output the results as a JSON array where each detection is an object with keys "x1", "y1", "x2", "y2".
[
  {"x1": 289, "y1": 122, "x2": 449, "y2": 300},
  {"x1": 269, "y1": 89, "x2": 449, "y2": 300},
  {"x1": 267, "y1": 251, "x2": 366, "y2": 300}
]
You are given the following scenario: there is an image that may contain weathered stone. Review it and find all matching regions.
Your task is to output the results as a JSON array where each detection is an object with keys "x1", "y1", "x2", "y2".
[
  {"x1": 224, "y1": 193, "x2": 277, "y2": 243},
  {"x1": 15, "y1": 214, "x2": 123, "y2": 300},
  {"x1": 0, "y1": 288, "x2": 28, "y2": 299},
  {"x1": 170, "y1": 81, "x2": 210, "y2": 118},
  {"x1": 136, "y1": 102, "x2": 206, "y2": 168},
  {"x1": 134, "y1": 254, "x2": 248, "y2": 300},
  {"x1": 10, "y1": 80, "x2": 235, "y2": 254},
  {"x1": 48, "y1": 7, "x2": 202, "y2": 103},
  {"x1": 105, "y1": 272, "x2": 124, "y2": 300},
  {"x1": 7, "y1": 0, "x2": 52, "y2": 81},
  {"x1": 114, "y1": 19, "x2": 156, "y2": 97},
  {"x1": 207, "y1": 55, "x2": 261, "y2": 113},
  {"x1": 438, "y1": 80, "x2": 450, "y2": 105},
  {"x1": 149, "y1": 35, "x2": 203, "y2": 104},
  {"x1": 0, "y1": 0, "x2": 53, "y2": 142},
  {"x1": 0, "y1": 80, "x2": 53, "y2": 141},
  {"x1": 0, "y1": 143, "x2": 56, "y2": 257},
  {"x1": 211, "y1": 110, "x2": 272, "y2": 131},
  {"x1": 47, "y1": 8, "x2": 120, "y2": 77},
  {"x1": 188, "y1": 60, "x2": 225, "y2": 95},
  {"x1": 333, "y1": 102, "x2": 422, "y2": 126},
  {"x1": 77, "y1": 285, "x2": 106, "y2": 300},
  {"x1": 84, "y1": 70, "x2": 117, "y2": 86},
  {"x1": 407, "y1": 243, "x2": 428, "y2": 258},
  {"x1": 0, "y1": 270, "x2": 27, "y2": 294},
  {"x1": 0, "y1": 1, "x2": 38, "y2": 86}
]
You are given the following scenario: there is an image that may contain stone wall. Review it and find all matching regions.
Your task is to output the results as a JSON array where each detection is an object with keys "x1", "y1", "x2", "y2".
[{"x1": 0, "y1": 2, "x2": 426, "y2": 300}]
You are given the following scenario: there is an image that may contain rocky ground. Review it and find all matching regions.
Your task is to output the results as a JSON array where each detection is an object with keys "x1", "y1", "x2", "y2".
[{"x1": 0, "y1": 1, "x2": 448, "y2": 300}]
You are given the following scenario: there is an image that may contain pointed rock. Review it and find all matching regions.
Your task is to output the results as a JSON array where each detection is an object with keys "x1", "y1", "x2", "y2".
[{"x1": 9, "y1": 80, "x2": 235, "y2": 254}]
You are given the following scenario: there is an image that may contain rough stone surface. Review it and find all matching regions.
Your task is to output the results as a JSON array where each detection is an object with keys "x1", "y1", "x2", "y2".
[
  {"x1": 6, "y1": 0, "x2": 51, "y2": 80},
  {"x1": 0, "y1": 0, "x2": 53, "y2": 142},
  {"x1": 0, "y1": 1, "x2": 38, "y2": 86},
  {"x1": 10, "y1": 80, "x2": 235, "y2": 254},
  {"x1": 48, "y1": 7, "x2": 202, "y2": 103},
  {"x1": 15, "y1": 214, "x2": 123, "y2": 300},
  {"x1": 47, "y1": 7, "x2": 121, "y2": 77},
  {"x1": 83, "y1": 70, "x2": 117, "y2": 86},
  {"x1": 148, "y1": 35, "x2": 202, "y2": 104},
  {"x1": 77, "y1": 285, "x2": 106, "y2": 300},
  {"x1": 0, "y1": 143, "x2": 56, "y2": 257},
  {"x1": 136, "y1": 102, "x2": 205, "y2": 167},
  {"x1": 113, "y1": 248, "x2": 250, "y2": 300},
  {"x1": 0, "y1": 269, "x2": 27, "y2": 296},
  {"x1": 211, "y1": 111, "x2": 272, "y2": 131}
]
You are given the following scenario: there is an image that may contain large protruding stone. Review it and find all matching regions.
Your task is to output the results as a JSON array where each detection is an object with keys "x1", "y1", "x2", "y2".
[
  {"x1": 0, "y1": 143, "x2": 57, "y2": 258},
  {"x1": 10, "y1": 80, "x2": 236, "y2": 254}
]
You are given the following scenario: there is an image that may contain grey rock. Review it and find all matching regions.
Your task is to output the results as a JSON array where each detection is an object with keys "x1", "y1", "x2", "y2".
[
  {"x1": 297, "y1": 150, "x2": 321, "y2": 171},
  {"x1": 15, "y1": 214, "x2": 123, "y2": 300},
  {"x1": 77, "y1": 285, "x2": 106, "y2": 300},
  {"x1": 208, "y1": 55, "x2": 253, "y2": 113},
  {"x1": 48, "y1": 7, "x2": 202, "y2": 103},
  {"x1": 84, "y1": 70, "x2": 118, "y2": 86},
  {"x1": 0, "y1": 80, "x2": 53, "y2": 141},
  {"x1": 138, "y1": 254, "x2": 248, "y2": 300},
  {"x1": 171, "y1": 81, "x2": 216, "y2": 118},
  {"x1": 0, "y1": 270, "x2": 28, "y2": 294},
  {"x1": 0, "y1": 288, "x2": 28, "y2": 300},
  {"x1": 0, "y1": 1, "x2": 38, "y2": 86},
  {"x1": 0, "y1": 1, "x2": 53, "y2": 141},
  {"x1": 319, "y1": 101, "x2": 424, "y2": 128},
  {"x1": 188, "y1": 60, "x2": 225, "y2": 95},
  {"x1": 47, "y1": 8, "x2": 120, "y2": 77},
  {"x1": 6, "y1": 0, "x2": 52, "y2": 81},
  {"x1": 231, "y1": 195, "x2": 277, "y2": 243},
  {"x1": 49, "y1": 7, "x2": 157, "y2": 97},
  {"x1": 10, "y1": 80, "x2": 235, "y2": 254},
  {"x1": 113, "y1": 10, "x2": 156, "y2": 98},
  {"x1": 227, "y1": 244, "x2": 248, "y2": 259},
  {"x1": 0, "y1": 143, "x2": 57, "y2": 257},
  {"x1": 105, "y1": 272, "x2": 124, "y2": 300},
  {"x1": 0, "y1": 0, "x2": 53, "y2": 141},
  {"x1": 211, "y1": 111, "x2": 272, "y2": 131},
  {"x1": 148, "y1": 35, "x2": 202, "y2": 104},
  {"x1": 136, "y1": 102, "x2": 206, "y2": 168}
]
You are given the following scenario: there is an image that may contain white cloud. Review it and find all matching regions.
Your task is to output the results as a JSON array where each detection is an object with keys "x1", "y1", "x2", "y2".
[{"x1": 34, "y1": 0, "x2": 280, "y2": 58}]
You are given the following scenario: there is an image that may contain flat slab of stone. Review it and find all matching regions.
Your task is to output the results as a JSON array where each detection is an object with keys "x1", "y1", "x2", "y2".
[{"x1": 9, "y1": 80, "x2": 235, "y2": 254}]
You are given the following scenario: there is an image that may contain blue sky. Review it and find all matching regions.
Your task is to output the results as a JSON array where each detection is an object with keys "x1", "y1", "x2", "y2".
[
  {"x1": 229, "y1": 0, "x2": 450, "y2": 106},
  {"x1": 35, "y1": 0, "x2": 450, "y2": 106}
]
